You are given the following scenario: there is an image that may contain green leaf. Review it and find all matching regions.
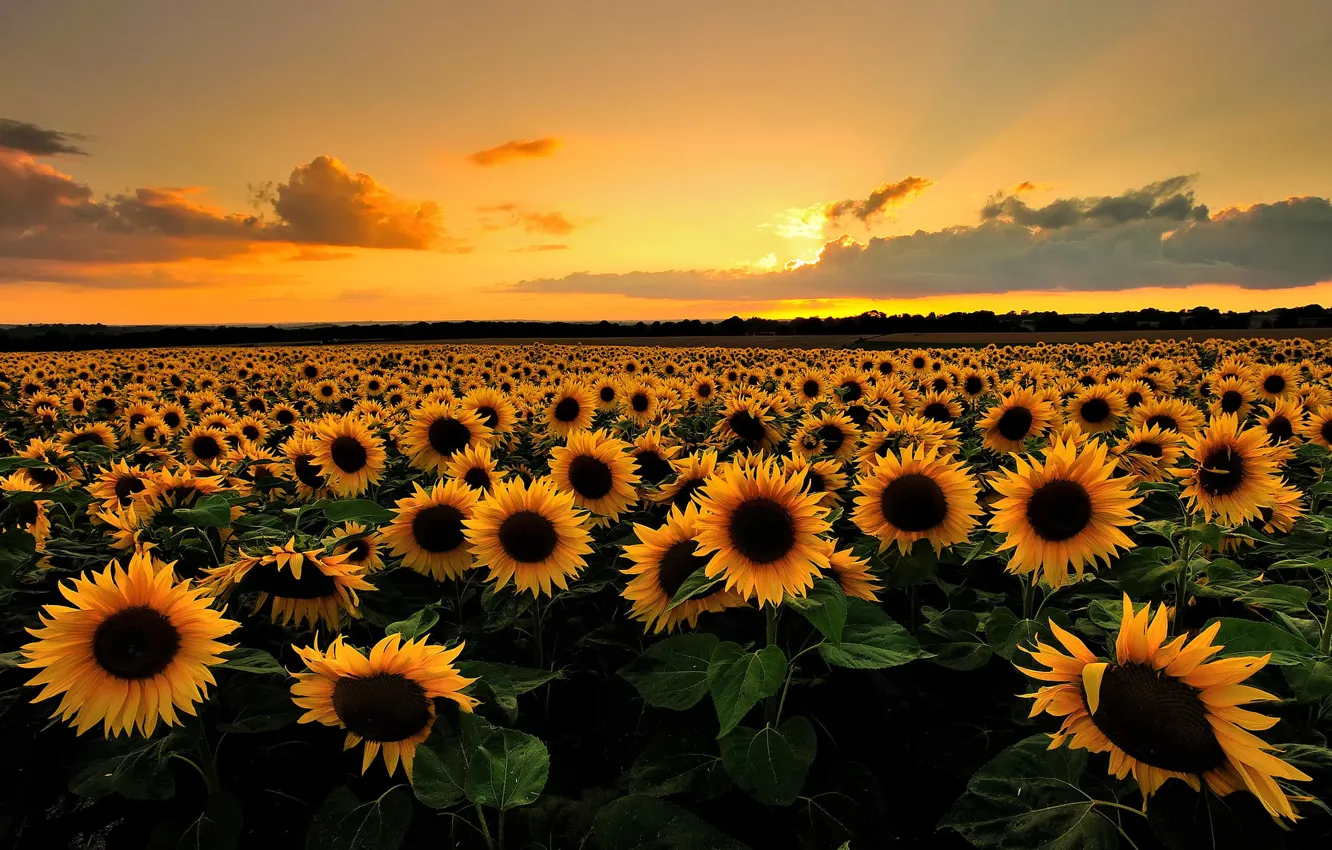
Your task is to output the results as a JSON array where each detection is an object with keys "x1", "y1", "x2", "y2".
[
  {"x1": 719, "y1": 717, "x2": 817, "y2": 806},
  {"x1": 819, "y1": 599, "x2": 930, "y2": 669},
  {"x1": 707, "y1": 642, "x2": 786, "y2": 737},
  {"x1": 620, "y1": 632, "x2": 720, "y2": 710},
  {"x1": 464, "y1": 725, "x2": 550, "y2": 810},
  {"x1": 1268, "y1": 556, "x2": 1332, "y2": 573},
  {"x1": 305, "y1": 785, "x2": 412, "y2": 850},
  {"x1": 413, "y1": 714, "x2": 489, "y2": 810},
  {"x1": 939, "y1": 735, "x2": 1120, "y2": 849},
  {"x1": 69, "y1": 733, "x2": 190, "y2": 801},
  {"x1": 1237, "y1": 584, "x2": 1312, "y2": 614},
  {"x1": 987, "y1": 617, "x2": 1050, "y2": 663},
  {"x1": 173, "y1": 494, "x2": 233, "y2": 528},
  {"x1": 667, "y1": 566, "x2": 724, "y2": 610},
  {"x1": 317, "y1": 498, "x2": 395, "y2": 525},
  {"x1": 594, "y1": 795, "x2": 750, "y2": 850},
  {"x1": 1087, "y1": 600, "x2": 1124, "y2": 633},
  {"x1": 219, "y1": 647, "x2": 285, "y2": 676},
  {"x1": 1284, "y1": 660, "x2": 1332, "y2": 703},
  {"x1": 456, "y1": 660, "x2": 561, "y2": 722},
  {"x1": 785, "y1": 578, "x2": 847, "y2": 644},
  {"x1": 384, "y1": 606, "x2": 439, "y2": 640},
  {"x1": 1207, "y1": 617, "x2": 1318, "y2": 666},
  {"x1": 148, "y1": 791, "x2": 243, "y2": 850}
]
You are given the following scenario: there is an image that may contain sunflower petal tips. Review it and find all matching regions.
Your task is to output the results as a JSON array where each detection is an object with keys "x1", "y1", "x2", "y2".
[{"x1": 1082, "y1": 662, "x2": 1108, "y2": 715}]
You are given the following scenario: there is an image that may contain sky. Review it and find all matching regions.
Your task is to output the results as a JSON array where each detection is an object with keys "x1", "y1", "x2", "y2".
[{"x1": 2, "y1": 0, "x2": 1331, "y2": 325}]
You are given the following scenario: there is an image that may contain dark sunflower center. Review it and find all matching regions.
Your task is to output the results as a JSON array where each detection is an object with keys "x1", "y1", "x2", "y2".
[
  {"x1": 1263, "y1": 374, "x2": 1285, "y2": 394},
  {"x1": 802, "y1": 380, "x2": 820, "y2": 398},
  {"x1": 1322, "y1": 420, "x2": 1332, "y2": 444},
  {"x1": 92, "y1": 605, "x2": 181, "y2": 680},
  {"x1": 696, "y1": 383, "x2": 712, "y2": 398},
  {"x1": 163, "y1": 411, "x2": 182, "y2": 428},
  {"x1": 672, "y1": 478, "x2": 706, "y2": 510},
  {"x1": 997, "y1": 406, "x2": 1034, "y2": 441},
  {"x1": 114, "y1": 475, "x2": 147, "y2": 503},
  {"x1": 345, "y1": 538, "x2": 372, "y2": 562},
  {"x1": 498, "y1": 510, "x2": 559, "y2": 563},
  {"x1": 276, "y1": 409, "x2": 296, "y2": 425},
  {"x1": 964, "y1": 376, "x2": 984, "y2": 395},
  {"x1": 412, "y1": 504, "x2": 467, "y2": 552},
  {"x1": 1124, "y1": 391, "x2": 1143, "y2": 408},
  {"x1": 727, "y1": 498, "x2": 796, "y2": 564},
  {"x1": 1266, "y1": 417, "x2": 1293, "y2": 443},
  {"x1": 427, "y1": 417, "x2": 471, "y2": 456},
  {"x1": 657, "y1": 540, "x2": 713, "y2": 600},
  {"x1": 26, "y1": 467, "x2": 59, "y2": 487},
  {"x1": 192, "y1": 435, "x2": 222, "y2": 460},
  {"x1": 631, "y1": 393, "x2": 650, "y2": 413},
  {"x1": 634, "y1": 450, "x2": 673, "y2": 485},
  {"x1": 1128, "y1": 441, "x2": 1164, "y2": 458},
  {"x1": 238, "y1": 560, "x2": 338, "y2": 599},
  {"x1": 922, "y1": 402, "x2": 951, "y2": 422},
  {"x1": 329, "y1": 436, "x2": 368, "y2": 472},
  {"x1": 294, "y1": 455, "x2": 326, "y2": 489},
  {"x1": 728, "y1": 411, "x2": 767, "y2": 443},
  {"x1": 568, "y1": 454, "x2": 614, "y2": 499},
  {"x1": 1091, "y1": 663, "x2": 1225, "y2": 773},
  {"x1": 1220, "y1": 390, "x2": 1243, "y2": 413},
  {"x1": 332, "y1": 673, "x2": 431, "y2": 743},
  {"x1": 817, "y1": 424, "x2": 845, "y2": 452},
  {"x1": 1025, "y1": 479, "x2": 1093, "y2": 541},
  {"x1": 1198, "y1": 447, "x2": 1245, "y2": 496},
  {"x1": 463, "y1": 467, "x2": 492, "y2": 489},
  {"x1": 845, "y1": 405, "x2": 872, "y2": 427},
  {"x1": 599, "y1": 387, "x2": 616, "y2": 402},
  {"x1": 803, "y1": 470, "x2": 826, "y2": 494},
  {"x1": 880, "y1": 472, "x2": 948, "y2": 532},
  {"x1": 1080, "y1": 397, "x2": 1110, "y2": 423},
  {"x1": 242, "y1": 425, "x2": 261, "y2": 441},
  {"x1": 554, "y1": 397, "x2": 581, "y2": 423},
  {"x1": 840, "y1": 381, "x2": 863, "y2": 402},
  {"x1": 1145, "y1": 414, "x2": 1177, "y2": 431},
  {"x1": 15, "y1": 500, "x2": 40, "y2": 527}
]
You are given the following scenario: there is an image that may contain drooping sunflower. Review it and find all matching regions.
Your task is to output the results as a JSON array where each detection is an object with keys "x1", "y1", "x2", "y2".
[
  {"x1": 977, "y1": 389, "x2": 1058, "y2": 454},
  {"x1": 548, "y1": 429, "x2": 641, "y2": 521},
  {"x1": 291, "y1": 634, "x2": 478, "y2": 780},
  {"x1": 1256, "y1": 399, "x2": 1304, "y2": 462},
  {"x1": 990, "y1": 438, "x2": 1141, "y2": 589},
  {"x1": 464, "y1": 477, "x2": 594, "y2": 597},
  {"x1": 652, "y1": 449, "x2": 720, "y2": 510},
  {"x1": 1132, "y1": 397, "x2": 1205, "y2": 436},
  {"x1": 311, "y1": 416, "x2": 386, "y2": 496},
  {"x1": 283, "y1": 434, "x2": 331, "y2": 501},
  {"x1": 692, "y1": 459, "x2": 830, "y2": 607},
  {"x1": 381, "y1": 480, "x2": 480, "y2": 580},
  {"x1": 621, "y1": 503, "x2": 744, "y2": 633},
  {"x1": 781, "y1": 453, "x2": 848, "y2": 508},
  {"x1": 444, "y1": 443, "x2": 501, "y2": 493},
  {"x1": 711, "y1": 396, "x2": 781, "y2": 452},
  {"x1": 203, "y1": 539, "x2": 375, "y2": 630},
  {"x1": 86, "y1": 459, "x2": 152, "y2": 512},
  {"x1": 544, "y1": 382, "x2": 597, "y2": 438},
  {"x1": 326, "y1": 522, "x2": 385, "y2": 571},
  {"x1": 822, "y1": 542, "x2": 882, "y2": 602},
  {"x1": 1110, "y1": 424, "x2": 1184, "y2": 483},
  {"x1": 21, "y1": 551, "x2": 239, "y2": 736},
  {"x1": 1175, "y1": 414, "x2": 1282, "y2": 526},
  {"x1": 2, "y1": 472, "x2": 52, "y2": 550},
  {"x1": 852, "y1": 445, "x2": 981, "y2": 554},
  {"x1": 1066, "y1": 385, "x2": 1126, "y2": 435},
  {"x1": 400, "y1": 402, "x2": 493, "y2": 474},
  {"x1": 629, "y1": 428, "x2": 682, "y2": 487},
  {"x1": 1019, "y1": 596, "x2": 1310, "y2": 821},
  {"x1": 790, "y1": 411, "x2": 861, "y2": 462}
]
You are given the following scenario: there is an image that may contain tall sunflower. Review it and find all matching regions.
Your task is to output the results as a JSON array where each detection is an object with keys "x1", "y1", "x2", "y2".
[
  {"x1": 790, "y1": 411, "x2": 861, "y2": 462},
  {"x1": 544, "y1": 382, "x2": 596, "y2": 438},
  {"x1": 692, "y1": 459, "x2": 830, "y2": 607},
  {"x1": 21, "y1": 551, "x2": 239, "y2": 736},
  {"x1": 548, "y1": 429, "x2": 641, "y2": 521},
  {"x1": 464, "y1": 477, "x2": 594, "y2": 596},
  {"x1": 381, "y1": 480, "x2": 480, "y2": 580},
  {"x1": 1175, "y1": 414, "x2": 1282, "y2": 526},
  {"x1": 990, "y1": 438, "x2": 1141, "y2": 589},
  {"x1": 852, "y1": 445, "x2": 981, "y2": 554},
  {"x1": 283, "y1": 434, "x2": 331, "y2": 501},
  {"x1": 444, "y1": 443, "x2": 501, "y2": 493},
  {"x1": 311, "y1": 416, "x2": 386, "y2": 496},
  {"x1": 204, "y1": 539, "x2": 375, "y2": 630},
  {"x1": 977, "y1": 389, "x2": 1058, "y2": 454},
  {"x1": 781, "y1": 453, "x2": 848, "y2": 508},
  {"x1": 652, "y1": 449, "x2": 720, "y2": 511},
  {"x1": 630, "y1": 428, "x2": 682, "y2": 487},
  {"x1": 327, "y1": 521, "x2": 385, "y2": 571},
  {"x1": 400, "y1": 402, "x2": 493, "y2": 474},
  {"x1": 1110, "y1": 424, "x2": 1184, "y2": 483},
  {"x1": 1020, "y1": 596, "x2": 1310, "y2": 821},
  {"x1": 1067, "y1": 385, "x2": 1126, "y2": 435},
  {"x1": 711, "y1": 396, "x2": 781, "y2": 452},
  {"x1": 292, "y1": 634, "x2": 477, "y2": 780},
  {"x1": 621, "y1": 503, "x2": 744, "y2": 633}
]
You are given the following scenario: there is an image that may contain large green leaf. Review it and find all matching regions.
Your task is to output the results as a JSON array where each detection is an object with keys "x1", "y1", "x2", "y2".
[
  {"x1": 173, "y1": 493, "x2": 233, "y2": 528},
  {"x1": 620, "y1": 632, "x2": 720, "y2": 710},
  {"x1": 719, "y1": 717, "x2": 817, "y2": 806},
  {"x1": 219, "y1": 647, "x2": 285, "y2": 676},
  {"x1": 1207, "y1": 618, "x2": 1318, "y2": 666},
  {"x1": 316, "y1": 499, "x2": 396, "y2": 525},
  {"x1": 305, "y1": 786, "x2": 412, "y2": 850},
  {"x1": 413, "y1": 714, "x2": 486, "y2": 810},
  {"x1": 707, "y1": 642, "x2": 786, "y2": 737},
  {"x1": 68, "y1": 733, "x2": 190, "y2": 801},
  {"x1": 818, "y1": 599, "x2": 930, "y2": 669},
  {"x1": 939, "y1": 735, "x2": 1122, "y2": 849},
  {"x1": 384, "y1": 606, "x2": 439, "y2": 640},
  {"x1": 785, "y1": 578, "x2": 847, "y2": 643},
  {"x1": 456, "y1": 660, "x2": 562, "y2": 721},
  {"x1": 464, "y1": 724, "x2": 550, "y2": 810},
  {"x1": 594, "y1": 795, "x2": 750, "y2": 850}
]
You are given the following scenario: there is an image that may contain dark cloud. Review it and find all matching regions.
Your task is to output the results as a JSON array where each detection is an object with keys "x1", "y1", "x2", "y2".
[
  {"x1": 981, "y1": 175, "x2": 1209, "y2": 229},
  {"x1": 0, "y1": 119, "x2": 89, "y2": 156},
  {"x1": 824, "y1": 175, "x2": 933, "y2": 225},
  {"x1": 505, "y1": 182, "x2": 1332, "y2": 301},
  {"x1": 467, "y1": 138, "x2": 560, "y2": 166}
]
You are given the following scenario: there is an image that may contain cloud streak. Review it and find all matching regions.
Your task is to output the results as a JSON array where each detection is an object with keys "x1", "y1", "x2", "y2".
[
  {"x1": 0, "y1": 118, "x2": 89, "y2": 156},
  {"x1": 467, "y1": 138, "x2": 560, "y2": 166},
  {"x1": 825, "y1": 175, "x2": 934, "y2": 226}
]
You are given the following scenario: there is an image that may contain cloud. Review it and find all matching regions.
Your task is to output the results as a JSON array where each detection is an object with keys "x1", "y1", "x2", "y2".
[
  {"x1": 478, "y1": 204, "x2": 584, "y2": 236},
  {"x1": 504, "y1": 180, "x2": 1332, "y2": 301},
  {"x1": 0, "y1": 118, "x2": 89, "y2": 156},
  {"x1": 824, "y1": 175, "x2": 934, "y2": 226},
  {"x1": 467, "y1": 138, "x2": 560, "y2": 166},
  {"x1": 511, "y1": 243, "x2": 570, "y2": 253}
]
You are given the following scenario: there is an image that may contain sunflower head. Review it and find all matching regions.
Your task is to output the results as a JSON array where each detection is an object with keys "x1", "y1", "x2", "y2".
[
  {"x1": 464, "y1": 477, "x2": 594, "y2": 597},
  {"x1": 1175, "y1": 415, "x2": 1282, "y2": 526},
  {"x1": 621, "y1": 503, "x2": 744, "y2": 633},
  {"x1": 381, "y1": 479, "x2": 480, "y2": 580},
  {"x1": 852, "y1": 445, "x2": 982, "y2": 554}
]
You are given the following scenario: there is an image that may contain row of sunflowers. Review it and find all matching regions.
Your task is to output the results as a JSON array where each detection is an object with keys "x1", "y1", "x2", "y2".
[{"x1": 1, "y1": 338, "x2": 1331, "y2": 849}]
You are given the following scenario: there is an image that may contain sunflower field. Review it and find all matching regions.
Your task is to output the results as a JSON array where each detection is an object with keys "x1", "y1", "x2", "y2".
[{"x1": 2, "y1": 339, "x2": 1332, "y2": 850}]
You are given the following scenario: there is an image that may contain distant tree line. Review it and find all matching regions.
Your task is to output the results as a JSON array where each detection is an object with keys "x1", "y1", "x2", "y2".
[{"x1": 1, "y1": 305, "x2": 1329, "y2": 352}]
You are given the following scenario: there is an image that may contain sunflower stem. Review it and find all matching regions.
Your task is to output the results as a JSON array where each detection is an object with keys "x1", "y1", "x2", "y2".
[
  {"x1": 497, "y1": 809, "x2": 506, "y2": 850},
  {"x1": 1320, "y1": 587, "x2": 1332, "y2": 656},
  {"x1": 1020, "y1": 573, "x2": 1035, "y2": 621},
  {"x1": 474, "y1": 804, "x2": 495, "y2": 850},
  {"x1": 764, "y1": 605, "x2": 780, "y2": 723},
  {"x1": 531, "y1": 596, "x2": 545, "y2": 670}
]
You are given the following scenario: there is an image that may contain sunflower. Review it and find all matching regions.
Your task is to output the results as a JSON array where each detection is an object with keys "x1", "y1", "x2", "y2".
[
  {"x1": 381, "y1": 480, "x2": 480, "y2": 580},
  {"x1": 1207, "y1": 376, "x2": 1258, "y2": 420},
  {"x1": 822, "y1": 543, "x2": 882, "y2": 602},
  {"x1": 60, "y1": 422, "x2": 117, "y2": 451},
  {"x1": 1256, "y1": 399, "x2": 1304, "y2": 461},
  {"x1": 444, "y1": 443, "x2": 501, "y2": 493},
  {"x1": 1067, "y1": 385, "x2": 1126, "y2": 435},
  {"x1": 459, "y1": 387, "x2": 518, "y2": 436},
  {"x1": 1019, "y1": 596, "x2": 1310, "y2": 821},
  {"x1": 464, "y1": 477, "x2": 593, "y2": 596},
  {"x1": 916, "y1": 390, "x2": 962, "y2": 424},
  {"x1": 1302, "y1": 405, "x2": 1332, "y2": 449},
  {"x1": 793, "y1": 370, "x2": 827, "y2": 406},
  {"x1": 990, "y1": 438, "x2": 1141, "y2": 589},
  {"x1": 311, "y1": 416, "x2": 386, "y2": 496},
  {"x1": 592, "y1": 376, "x2": 622, "y2": 411},
  {"x1": 548, "y1": 429, "x2": 641, "y2": 521},
  {"x1": 692, "y1": 459, "x2": 830, "y2": 607},
  {"x1": 327, "y1": 522, "x2": 385, "y2": 571},
  {"x1": 621, "y1": 503, "x2": 744, "y2": 633},
  {"x1": 400, "y1": 402, "x2": 493, "y2": 474},
  {"x1": 20, "y1": 551, "x2": 239, "y2": 736},
  {"x1": 283, "y1": 434, "x2": 331, "y2": 501},
  {"x1": 977, "y1": 389, "x2": 1058, "y2": 454},
  {"x1": 790, "y1": 411, "x2": 861, "y2": 462},
  {"x1": 86, "y1": 459, "x2": 152, "y2": 511},
  {"x1": 1110, "y1": 424, "x2": 1184, "y2": 483},
  {"x1": 620, "y1": 381, "x2": 661, "y2": 427},
  {"x1": 544, "y1": 382, "x2": 597, "y2": 438},
  {"x1": 1132, "y1": 397, "x2": 1205, "y2": 436},
  {"x1": 652, "y1": 449, "x2": 719, "y2": 511},
  {"x1": 204, "y1": 538, "x2": 375, "y2": 630},
  {"x1": 291, "y1": 634, "x2": 478, "y2": 780},
  {"x1": 181, "y1": 425, "x2": 230, "y2": 466},
  {"x1": 1176, "y1": 415, "x2": 1282, "y2": 526},
  {"x1": 852, "y1": 445, "x2": 981, "y2": 554},
  {"x1": 2, "y1": 472, "x2": 52, "y2": 550},
  {"x1": 630, "y1": 428, "x2": 682, "y2": 487},
  {"x1": 711, "y1": 396, "x2": 781, "y2": 452},
  {"x1": 1254, "y1": 363, "x2": 1299, "y2": 402},
  {"x1": 690, "y1": 376, "x2": 718, "y2": 404},
  {"x1": 781, "y1": 454, "x2": 848, "y2": 508}
]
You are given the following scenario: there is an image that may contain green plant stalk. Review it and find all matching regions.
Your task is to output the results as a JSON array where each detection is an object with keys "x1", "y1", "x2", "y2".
[
  {"x1": 474, "y1": 803, "x2": 494, "y2": 850},
  {"x1": 1020, "y1": 572, "x2": 1035, "y2": 622},
  {"x1": 1173, "y1": 539, "x2": 1197, "y2": 633},
  {"x1": 764, "y1": 605, "x2": 780, "y2": 724},
  {"x1": 1320, "y1": 586, "x2": 1332, "y2": 656}
]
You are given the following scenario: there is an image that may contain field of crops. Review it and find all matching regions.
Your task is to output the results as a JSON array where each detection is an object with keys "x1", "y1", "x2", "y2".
[{"x1": 2, "y1": 339, "x2": 1332, "y2": 850}]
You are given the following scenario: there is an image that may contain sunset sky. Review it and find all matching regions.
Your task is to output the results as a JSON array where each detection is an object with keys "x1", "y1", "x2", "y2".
[{"x1": 3, "y1": 0, "x2": 1331, "y2": 325}]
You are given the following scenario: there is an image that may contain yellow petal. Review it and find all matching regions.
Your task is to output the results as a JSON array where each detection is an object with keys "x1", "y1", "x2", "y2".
[{"x1": 1082, "y1": 662, "x2": 1109, "y2": 715}]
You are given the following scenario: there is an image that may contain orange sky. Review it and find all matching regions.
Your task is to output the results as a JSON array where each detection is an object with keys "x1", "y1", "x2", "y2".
[{"x1": 2, "y1": 1, "x2": 1331, "y2": 325}]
